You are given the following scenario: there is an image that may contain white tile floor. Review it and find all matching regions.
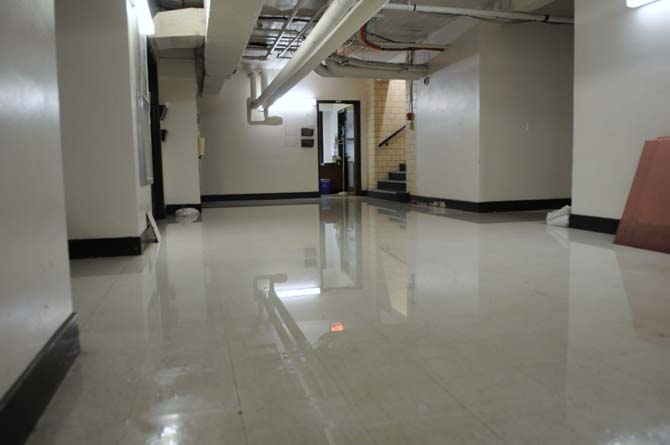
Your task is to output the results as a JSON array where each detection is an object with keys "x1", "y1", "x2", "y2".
[{"x1": 28, "y1": 197, "x2": 670, "y2": 445}]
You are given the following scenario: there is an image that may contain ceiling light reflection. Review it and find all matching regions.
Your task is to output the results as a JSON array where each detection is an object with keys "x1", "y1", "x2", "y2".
[{"x1": 275, "y1": 287, "x2": 321, "y2": 299}]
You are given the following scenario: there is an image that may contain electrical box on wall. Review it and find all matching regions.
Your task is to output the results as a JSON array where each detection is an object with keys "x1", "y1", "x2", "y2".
[{"x1": 301, "y1": 127, "x2": 315, "y2": 148}]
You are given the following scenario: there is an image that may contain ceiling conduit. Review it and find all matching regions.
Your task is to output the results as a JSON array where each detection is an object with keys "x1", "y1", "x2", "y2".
[
  {"x1": 247, "y1": 0, "x2": 389, "y2": 125},
  {"x1": 315, "y1": 56, "x2": 431, "y2": 80},
  {"x1": 383, "y1": 3, "x2": 574, "y2": 25}
]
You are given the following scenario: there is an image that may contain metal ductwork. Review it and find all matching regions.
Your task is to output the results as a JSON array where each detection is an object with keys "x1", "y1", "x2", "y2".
[
  {"x1": 247, "y1": 0, "x2": 388, "y2": 125},
  {"x1": 203, "y1": 0, "x2": 266, "y2": 95},
  {"x1": 315, "y1": 56, "x2": 431, "y2": 80}
]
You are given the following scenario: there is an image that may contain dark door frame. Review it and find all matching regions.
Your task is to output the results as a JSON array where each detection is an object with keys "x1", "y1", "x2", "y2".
[
  {"x1": 147, "y1": 42, "x2": 166, "y2": 220},
  {"x1": 316, "y1": 100, "x2": 362, "y2": 195},
  {"x1": 337, "y1": 108, "x2": 349, "y2": 190}
]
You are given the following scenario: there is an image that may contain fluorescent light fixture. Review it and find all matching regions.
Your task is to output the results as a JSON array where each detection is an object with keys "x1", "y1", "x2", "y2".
[
  {"x1": 627, "y1": 0, "x2": 660, "y2": 7},
  {"x1": 271, "y1": 93, "x2": 316, "y2": 112},
  {"x1": 275, "y1": 287, "x2": 321, "y2": 299},
  {"x1": 133, "y1": 0, "x2": 155, "y2": 35}
]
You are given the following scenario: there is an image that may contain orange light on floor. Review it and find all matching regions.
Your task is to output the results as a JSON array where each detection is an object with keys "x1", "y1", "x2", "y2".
[{"x1": 331, "y1": 322, "x2": 344, "y2": 333}]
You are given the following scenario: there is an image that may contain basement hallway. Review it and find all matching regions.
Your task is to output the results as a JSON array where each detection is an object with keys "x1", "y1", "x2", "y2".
[{"x1": 28, "y1": 197, "x2": 670, "y2": 445}]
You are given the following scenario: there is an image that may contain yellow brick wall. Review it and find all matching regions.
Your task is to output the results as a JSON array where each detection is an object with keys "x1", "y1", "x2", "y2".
[{"x1": 367, "y1": 79, "x2": 407, "y2": 190}]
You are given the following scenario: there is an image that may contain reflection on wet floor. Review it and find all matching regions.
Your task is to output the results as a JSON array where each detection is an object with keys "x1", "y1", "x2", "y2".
[{"x1": 29, "y1": 197, "x2": 670, "y2": 445}]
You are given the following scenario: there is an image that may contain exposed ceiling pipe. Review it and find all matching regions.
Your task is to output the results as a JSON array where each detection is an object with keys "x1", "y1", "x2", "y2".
[
  {"x1": 249, "y1": 0, "x2": 357, "y2": 109},
  {"x1": 258, "y1": 15, "x2": 313, "y2": 23},
  {"x1": 247, "y1": 72, "x2": 283, "y2": 125},
  {"x1": 275, "y1": 1, "x2": 328, "y2": 59},
  {"x1": 246, "y1": 42, "x2": 304, "y2": 52},
  {"x1": 330, "y1": 54, "x2": 430, "y2": 72},
  {"x1": 249, "y1": 0, "x2": 389, "y2": 114},
  {"x1": 252, "y1": 28, "x2": 301, "y2": 37},
  {"x1": 315, "y1": 56, "x2": 431, "y2": 80},
  {"x1": 265, "y1": 0, "x2": 307, "y2": 59},
  {"x1": 383, "y1": 3, "x2": 574, "y2": 25},
  {"x1": 359, "y1": 23, "x2": 445, "y2": 52}
]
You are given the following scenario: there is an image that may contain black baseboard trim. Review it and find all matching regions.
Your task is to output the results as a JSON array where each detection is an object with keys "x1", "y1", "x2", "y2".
[
  {"x1": 201, "y1": 192, "x2": 321, "y2": 202},
  {"x1": 166, "y1": 203, "x2": 203, "y2": 214},
  {"x1": 68, "y1": 236, "x2": 143, "y2": 258},
  {"x1": 413, "y1": 196, "x2": 480, "y2": 212},
  {"x1": 0, "y1": 313, "x2": 80, "y2": 445},
  {"x1": 412, "y1": 196, "x2": 571, "y2": 213},
  {"x1": 570, "y1": 214, "x2": 620, "y2": 235}
]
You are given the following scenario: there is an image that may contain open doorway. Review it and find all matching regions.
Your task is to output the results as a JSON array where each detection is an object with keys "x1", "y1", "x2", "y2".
[
  {"x1": 147, "y1": 42, "x2": 166, "y2": 220},
  {"x1": 317, "y1": 100, "x2": 361, "y2": 195}
]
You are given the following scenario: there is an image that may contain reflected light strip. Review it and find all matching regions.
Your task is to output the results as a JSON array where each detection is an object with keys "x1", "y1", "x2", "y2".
[{"x1": 275, "y1": 287, "x2": 321, "y2": 299}]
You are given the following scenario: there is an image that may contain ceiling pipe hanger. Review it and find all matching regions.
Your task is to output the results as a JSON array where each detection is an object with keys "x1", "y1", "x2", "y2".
[
  {"x1": 276, "y1": 1, "x2": 329, "y2": 59},
  {"x1": 264, "y1": 0, "x2": 308, "y2": 60}
]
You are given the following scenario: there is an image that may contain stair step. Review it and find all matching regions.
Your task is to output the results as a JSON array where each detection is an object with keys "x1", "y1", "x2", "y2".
[
  {"x1": 378, "y1": 179, "x2": 406, "y2": 191},
  {"x1": 389, "y1": 171, "x2": 406, "y2": 181},
  {"x1": 368, "y1": 189, "x2": 410, "y2": 203},
  {"x1": 399, "y1": 163, "x2": 406, "y2": 172}
]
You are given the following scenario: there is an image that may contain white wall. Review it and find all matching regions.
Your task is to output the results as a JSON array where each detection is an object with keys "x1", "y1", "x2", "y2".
[
  {"x1": 415, "y1": 22, "x2": 573, "y2": 203},
  {"x1": 56, "y1": 0, "x2": 151, "y2": 239},
  {"x1": 479, "y1": 23, "x2": 573, "y2": 201},
  {"x1": 573, "y1": 0, "x2": 670, "y2": 220},
  {"x1": 0, "y1": 0, "x2": 73, "y2": 396},
  {"x1": 198, "y1": 70, "x2": 369, "y2": 195},
  {"x1": 415, "y1": 28, "x2": 481, "y2": 202},
  {"x1": 126, "y1": 0, "x2": 154, "y2": 233},
  {"x1": 159, "y1": 60, "x2": 201, "y2": 205}
]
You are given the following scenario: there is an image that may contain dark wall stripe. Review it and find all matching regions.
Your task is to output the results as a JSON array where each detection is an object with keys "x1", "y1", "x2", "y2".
[
  {"x1": 202, "y1": 192, "x2": 321, "y2": 202},
  {"x1": 570, "y1": 214, "x2": 620, "y2": 235},
  {"x1": 166, "y1": 204, "x2": 203, "y2": 214},
  {"x1": 0, "y1": 314, "x2": 80, "y2": 445},
  {"x1": 412, "y1": 196, "x2": 571, "y2": 213},
  {"x1": 68, "y1": 236, "x2": 143, "y2": 259}
]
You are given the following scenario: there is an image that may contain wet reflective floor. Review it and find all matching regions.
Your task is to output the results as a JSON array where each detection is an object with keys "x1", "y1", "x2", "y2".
[{"x1": 29, "y1": 197, "x2": 670, "y2": 444}]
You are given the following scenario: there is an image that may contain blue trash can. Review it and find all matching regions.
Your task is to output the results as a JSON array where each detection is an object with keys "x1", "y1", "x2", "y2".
[{"x1": 320, "y1": 178, "x2": 332, "y2": 195}]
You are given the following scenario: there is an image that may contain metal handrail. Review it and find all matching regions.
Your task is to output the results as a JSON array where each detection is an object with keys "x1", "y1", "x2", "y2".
[{"x1": 378, "y1": 125, "x2": 406, "y2": 148}]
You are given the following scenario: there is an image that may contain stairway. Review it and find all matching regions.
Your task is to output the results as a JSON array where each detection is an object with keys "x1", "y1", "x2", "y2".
[{"x1": 368, "y1": 163, "x2": 410, "y2": 202}]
